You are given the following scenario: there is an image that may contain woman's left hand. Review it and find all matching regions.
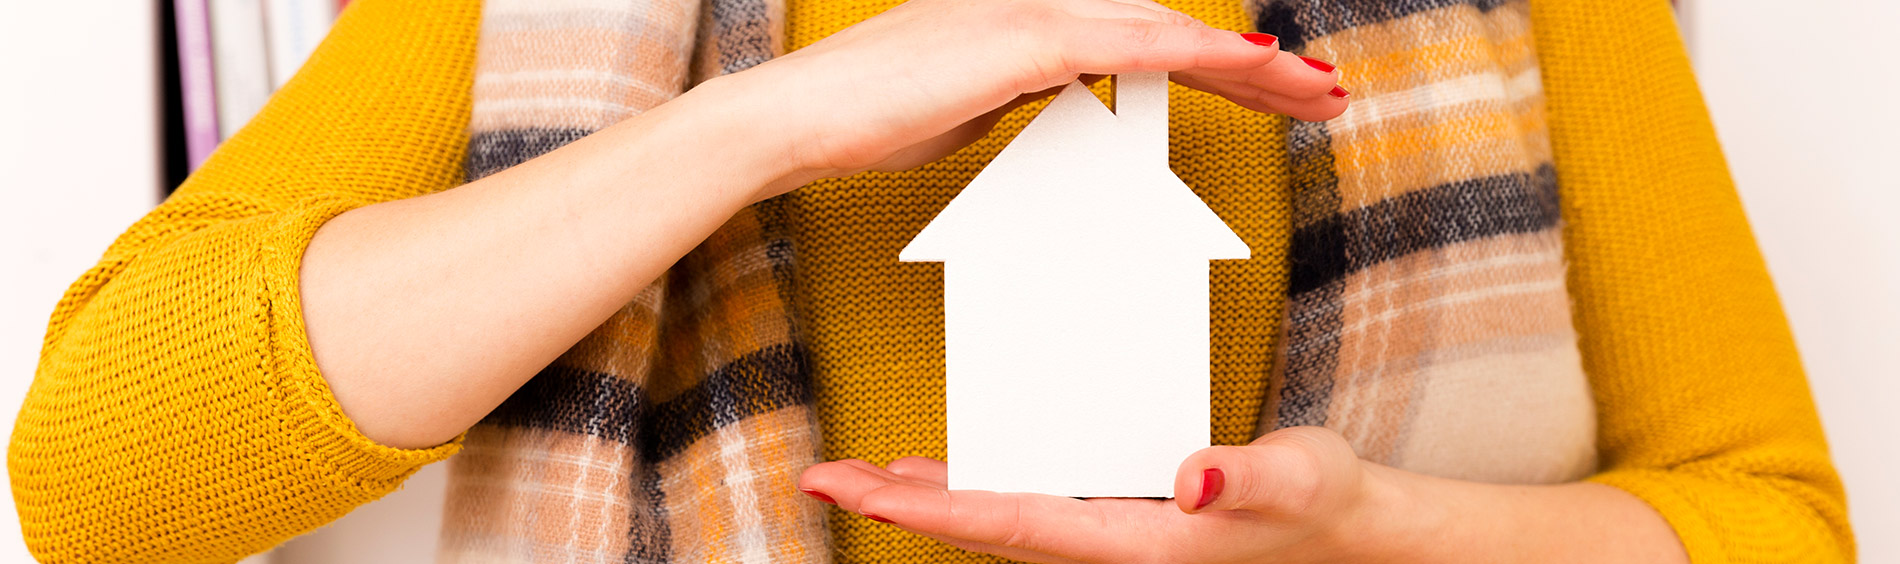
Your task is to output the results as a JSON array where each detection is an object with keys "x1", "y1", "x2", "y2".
[{"x1": 796, "y1": 426, "x2": 1418, "y2": 564}]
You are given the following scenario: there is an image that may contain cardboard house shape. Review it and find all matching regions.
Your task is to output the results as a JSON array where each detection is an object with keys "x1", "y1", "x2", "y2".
[{"x1": 901, "y1": 73, "x2": 1251, "y2": 498}]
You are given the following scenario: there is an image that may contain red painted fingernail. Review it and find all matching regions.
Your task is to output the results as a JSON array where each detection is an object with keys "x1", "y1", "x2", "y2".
[
  {"x1": 1329, "y1": 85, "x2": 1351, "y2": 98},
  {"x1": 799, "y1": 489, "x2": 836, "y2": 504},
  {"x1": 1240, "y1": 32, "x2": 1279, "y2": 47},
  {"x1": 1300, "y1": 56, "x2": 1337, "y2": 73},
  {"x1": 861, "y1": 512, "x2": 895, "y2": 524},
  {"x1": 1194, "y1": 468, "x2": 1224, "y2": 511}
]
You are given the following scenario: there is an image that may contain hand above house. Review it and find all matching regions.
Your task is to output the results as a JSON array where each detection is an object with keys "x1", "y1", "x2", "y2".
[
  {"x1": 302, "y1": 0, "x2": 1345, "y2": 451},
  {"x1": 687, "y1": 0, "x2": 1349, "y2": 205}
]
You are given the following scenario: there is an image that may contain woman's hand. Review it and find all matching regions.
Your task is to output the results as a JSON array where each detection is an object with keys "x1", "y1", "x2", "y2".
[
  {"x1": 695, "y1": 0, "x2": 1348, "y2": 202},
  {"x1": 303, "y1": 0, "x2": 1346, "y2": 450},
  {"x1": 797, "y1": 427, "x2": 1414, "y2": 564}
]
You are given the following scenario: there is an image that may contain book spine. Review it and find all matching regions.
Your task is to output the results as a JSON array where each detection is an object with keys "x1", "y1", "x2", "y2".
[
  {"x1": 209, "y1": 0, "x2": 272, "y2": 140},
  {"x1": 174, "y1": 0, "x2": 219, "y2": 169},
  {"x1": 263, "y1": 0, "x2": 336, "y2": 89}
]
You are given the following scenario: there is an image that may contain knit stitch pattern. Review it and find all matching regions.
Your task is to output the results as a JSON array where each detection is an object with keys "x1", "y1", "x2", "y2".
[
  {"x1": 435, "y1": 0, "x2": 827, "y2": 561},
  {"x1": 1534, "y1": 0, "x2": 1855, "y2": 560},
  {"x1": 782, "y1": 2, "x2": 1293, "y2": 559},
  {"x1": 6, "y1": 0, "x2": 1853, "y2": 562},
  {"x1": 8, "y1": 2, "x2": 477, "y2": 561},
  {"x1": 1255, "y1": 0, "x2": 1598, "y2": 484}
]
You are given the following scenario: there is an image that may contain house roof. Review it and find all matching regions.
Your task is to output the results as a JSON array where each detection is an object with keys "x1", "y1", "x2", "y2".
[{"x1": 901, "y1": 76, "x2": 1250, "y2": 262}]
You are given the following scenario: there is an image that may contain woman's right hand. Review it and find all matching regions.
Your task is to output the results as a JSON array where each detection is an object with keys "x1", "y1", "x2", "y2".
[
  {"x1": 302, "y1": 0, "x2": 1348, "y2": 451},
  {"x1": 695, "y1": 0, "x2": 1349, "y2": 202}
]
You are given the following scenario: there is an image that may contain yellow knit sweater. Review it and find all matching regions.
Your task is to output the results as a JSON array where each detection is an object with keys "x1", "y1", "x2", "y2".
[{"x1": 7, "y1": 0, "x2": 1853, "y2": 562}]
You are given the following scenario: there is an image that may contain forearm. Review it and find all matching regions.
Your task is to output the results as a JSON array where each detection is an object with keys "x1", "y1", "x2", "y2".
[
  {"x1": 1360, "y1": 465, "x2": 1687, "y2": 563},
  {"x1": 300, "y1": 77, "x2": 802, "y2": 449},
  {"x1": 304, "y1": 0, "x2": 1338, "y2": 460}
]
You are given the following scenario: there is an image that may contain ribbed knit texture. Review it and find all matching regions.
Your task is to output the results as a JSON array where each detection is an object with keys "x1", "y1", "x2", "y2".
[
  {"x1": 781, "y1": 2, "x2": 1290, "y2": 560},
  {"x1": 7, "y1": 0, "x2": 1852, "y2": 562},
  {"x1": 7, "y1": 2, "x2": 477, "y2": 562},
  {"x1": 435, "y1": 0, "x2": 828, "y2": 561},
  {"x1": 1253, "y1": 0, "x2": 1597, "y2": 485},
  {"x1": 784, "y1": 0, "x2": 1852, "y2": 561},
  {"x1": 1532, "y1": 1, "x2": 1857, "y2": 561}
]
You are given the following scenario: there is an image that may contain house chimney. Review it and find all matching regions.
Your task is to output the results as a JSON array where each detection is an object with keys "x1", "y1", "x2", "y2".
[{"x1": 1114, "y1": 72, "x2": 1170, "y2": 163}]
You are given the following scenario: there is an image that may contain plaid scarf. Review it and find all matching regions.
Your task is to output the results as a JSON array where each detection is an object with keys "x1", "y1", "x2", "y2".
[
  {"x1": 438, "y1": 0, "x2": 825, "y2": 561},
  {"x1": 436, "y1": 0, "x2": 1595, "y2": 561},
  {"x1": 1257, "y1": 0, "x2": 1597, "y2": 483}
]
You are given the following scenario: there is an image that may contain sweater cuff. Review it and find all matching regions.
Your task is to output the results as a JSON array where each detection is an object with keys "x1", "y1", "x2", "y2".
[
  {"x1": 1589, "y1": 468, "x2": 1727, "y2": 563},
  {"x1": 259, "y1": 196, "x2": 462, "y2": 489}
]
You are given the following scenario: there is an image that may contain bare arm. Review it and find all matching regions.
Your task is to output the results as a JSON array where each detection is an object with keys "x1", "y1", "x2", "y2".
[
  {"x1": 1380, "y1": 466, "x2": 1688, "y2": 563},
  {"x1": 792, "y1": 0, "x2": 1844, "y2": 560},
  {"x1": 299, "y1": 0, "x2": 1348, "y2": 449},
  {"x1": 300, "y1": 84, "x2": 793, "y2": 448}
]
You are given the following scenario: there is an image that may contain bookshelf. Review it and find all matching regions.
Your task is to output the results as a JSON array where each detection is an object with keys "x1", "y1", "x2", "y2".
[{"x1": 163, "y1": 0, "x2": 340, "y2": 190}]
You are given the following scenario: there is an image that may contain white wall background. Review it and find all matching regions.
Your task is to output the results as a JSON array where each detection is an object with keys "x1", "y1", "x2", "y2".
[
  {"x1": 0, "y1": 1, "x2": 165, "y2": 561},
  {"x1": 1681, "y1": 1, "x2": 1900, "y2": 559},
  {"x1": 0, "y1": 1, "x2": 1893, "y2": 562}
]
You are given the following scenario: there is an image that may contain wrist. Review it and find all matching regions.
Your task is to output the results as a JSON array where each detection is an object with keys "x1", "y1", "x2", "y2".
[
  {"x1": 1324, "y1": 464, "x2": 1447, "y2": 563},
  {"x1": 661, "y1": 70, "x2": 828, "y2": 204}
]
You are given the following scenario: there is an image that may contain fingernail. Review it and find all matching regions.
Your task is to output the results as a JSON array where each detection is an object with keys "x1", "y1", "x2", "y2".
[
  {"x1": 1300, "y1": 56, "x2": 1337, "y2": 73},
  {"x1": 1329, "y1": 85, "x2": 1351, "y2": 98},
  {"x1": 1240, "y1": 32, "x2": 1279, "y2": 48},
  {"x1": 861, "y1": 512, "x2": 895, "y2": 524},
  {"x1": 799, "y1": 488, "x2": 836, "y2": 504},
  {"x1": 1194, "y1": 468, "x2": 1224, "y2": 511}
]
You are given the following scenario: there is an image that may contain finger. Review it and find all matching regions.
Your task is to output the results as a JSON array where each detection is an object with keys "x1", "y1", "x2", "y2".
[
  {"x1": 856, "y1": 485, "x2": 1165, "y2": 562},
  {"x1": 912, "y1": 529, "x2": 1089, "y2": 564},
  {"x1": 1167, "y1": 72, "x2": 1289, "y2": 115},
  {"x1": 844, "y1": 459, "x2": 952, "y2": 491},
  {"x1": 1088, "y1": 0, "x2": 1207, "y2": 29},
  {"x1": 1175, "y1": 73, "x2": 1349, "y2": 121},
  {"x1": 1170, "y1": 72, "x2": 1348, "y2": 121},
  {"x1": 1050, "y1": 18, "x2": 1280, "y2": 77},
  {"x1": 1216, "y1": 75, "x2": 1352, "y2": 121},
  {"x1": 1190, "y1": 48, "x2": 1344, "y2": 100},
  {"x1": 868, "y1": 74, "x2": 1109, "y2": 171},
  {"x1": 797, "y1": 459, "x2": 906, "y2": 511},
  {"x1": 1009, "y1": 73, "x2": 1106, "y2": 109},
  {"x1": 832, "y1": 458, "x2": 1087, "y2": 563},
  {"x1": 1173, "y1": 426, "x2": 1360, "y2": 515},
  {"x1": 1079, "y1": 0, "x2": 1208, "y2": 26},
  {"x1": 866, "y1": 75, "x2": 1112, "y2": 172},
  {"x1": 885, "y1": 456, "x2": 949, "y2": 488}
]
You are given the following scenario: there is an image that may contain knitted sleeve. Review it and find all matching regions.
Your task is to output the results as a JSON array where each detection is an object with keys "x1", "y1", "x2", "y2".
[
  {"x1": 1532, "y1": 0, "x2": 1856, "y2": 562},
  {"x1": 6, "y1": 1, "x2": 482, "y2": 561}
]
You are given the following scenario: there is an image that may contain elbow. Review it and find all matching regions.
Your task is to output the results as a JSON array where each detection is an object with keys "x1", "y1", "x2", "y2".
[
  {"x1": 8, "y1": 401, "x2": 142, "y2": 563},
  {"x1": 1709, "y1": 464, "x2": 1857, "y2": 560},
  {"x1": 9, "y1": 435, "x2": 86, "y2": 563},
  {"x1": 1742, "y1": 457, "x2": 1857, "y2": 558}
]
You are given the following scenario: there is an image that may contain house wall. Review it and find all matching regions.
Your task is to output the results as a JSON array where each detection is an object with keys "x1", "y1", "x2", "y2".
[{"x1": 941, "y1": 257, "x2": 1212, "y2": 498}]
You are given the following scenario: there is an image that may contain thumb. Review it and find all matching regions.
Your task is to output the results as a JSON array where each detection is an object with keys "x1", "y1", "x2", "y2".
[{"x1": 1172, "y1": 426, "x2": 1360, "y2": 515}]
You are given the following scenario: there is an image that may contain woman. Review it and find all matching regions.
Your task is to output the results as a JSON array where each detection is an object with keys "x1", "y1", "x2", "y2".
[{"x1": 9, "y1": 0, "x2": 1852, "y2": 562}]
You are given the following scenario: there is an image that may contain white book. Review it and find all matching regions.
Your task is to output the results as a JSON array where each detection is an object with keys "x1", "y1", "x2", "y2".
[
  {"x1": 208, "y1": 0, "x2": 271, "y2": 140},
  {"x1": 263, "y1": 0, "x2": 335, "y2": 89}
]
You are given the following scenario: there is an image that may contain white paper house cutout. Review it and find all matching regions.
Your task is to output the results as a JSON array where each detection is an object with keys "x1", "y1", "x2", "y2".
[{"x1": 901, "y1": 73, "x2": 1250, "y2": 498}]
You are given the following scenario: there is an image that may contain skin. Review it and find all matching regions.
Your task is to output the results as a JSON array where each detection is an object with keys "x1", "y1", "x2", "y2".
[
  {"x1": 300, "y1": 0, "x2": 1690, "y2": 560},
  {"x1": 800, "y1": 427, "x2": 1689, "y2": 563}
]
